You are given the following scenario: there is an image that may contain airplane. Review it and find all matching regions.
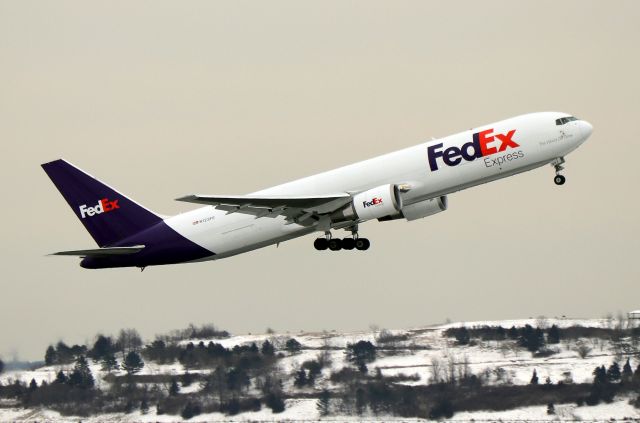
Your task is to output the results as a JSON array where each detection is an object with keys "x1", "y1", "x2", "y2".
[{"x1": 42, "y1": 112, "x2": 592, "y2": 270}]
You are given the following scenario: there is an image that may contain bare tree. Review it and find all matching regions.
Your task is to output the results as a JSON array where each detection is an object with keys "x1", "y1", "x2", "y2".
[
  {"x1": 605, "y1": 313, "x2": 615, "y2": 330},
  {"x1": 499, "y1": 342, "x2": 511, "y2": 358},
  {"x1": 573, "y1": 341, "x2": 592, "y2": 359},
  {"x1": 616, "y1": 312, "x2": 628, "y2": 331},
  {"x1": 117, "y1": 328, "x2": 143, "y2": 358},
  {"x1": 456, "y1": 355, "x2": 471, "y2": 382},
  {"x1": 536, "y1": 316, "x2": 549, "y2": 330},
  {"x1": 493, "y1": 367, "x2": 507, "y2": 384},
  {"x1": 442, "y1": 353, "x2": 457, "y2": 385},
  {"x1": 429, "y1": 356, "x2": 443, "y2": 384}
]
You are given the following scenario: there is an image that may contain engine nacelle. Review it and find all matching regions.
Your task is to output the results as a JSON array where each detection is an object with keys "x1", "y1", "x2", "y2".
[
  {"x1": 332, "y1": 184, "x2": 403, "y2": 222},
  {"x1": 400, "y1": 196, "x2": 448, "y2": 220},
  {"x1": 378, "y1": 195, "x2": 448, "y2": 222}
]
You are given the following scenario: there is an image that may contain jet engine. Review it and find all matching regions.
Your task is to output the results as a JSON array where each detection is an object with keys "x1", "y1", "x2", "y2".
[
  {"x1": 378, "y1": 195, "x2": 448, "y2": 221},
  {"x1": 331, "y1": 184, "x2": 403, "y2": 222}
]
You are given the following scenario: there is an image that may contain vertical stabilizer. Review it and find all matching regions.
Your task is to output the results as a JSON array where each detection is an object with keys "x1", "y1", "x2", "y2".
[{"x1": 41, "y1": 159, "x2": 163, "y2": 247}]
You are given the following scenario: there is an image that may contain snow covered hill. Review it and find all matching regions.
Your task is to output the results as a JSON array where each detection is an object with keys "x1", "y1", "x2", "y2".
[{"x1": 1, "y1": 317, "x2": 639, "y2": 422}]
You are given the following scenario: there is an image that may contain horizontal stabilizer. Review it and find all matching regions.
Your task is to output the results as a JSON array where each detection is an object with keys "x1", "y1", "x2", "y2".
[{"x1": 51, "y1": 245, "x2": 145, "y2": 257}]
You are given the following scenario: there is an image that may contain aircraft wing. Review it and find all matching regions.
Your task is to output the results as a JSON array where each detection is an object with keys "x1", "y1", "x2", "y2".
[
  {"x1": 50, "y1": 245, "x2": 145, "y2": 257},
  {"x1": 175, "y1": 193, "x2": 353, "y2": 223}
]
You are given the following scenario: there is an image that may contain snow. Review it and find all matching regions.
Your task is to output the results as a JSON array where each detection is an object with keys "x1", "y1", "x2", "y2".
[
  {"x1": 1, "y1": 398, "x2": 638, "y2": 422},
  {"x1": 452, "y1": 397, "x2": 640, "y2": 421},
  {"x1": 2, "y1": 317, "x2": 639, "y2": 421}
]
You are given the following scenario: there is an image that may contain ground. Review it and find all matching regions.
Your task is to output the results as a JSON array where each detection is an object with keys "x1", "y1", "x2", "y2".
[{"x1": 1, "y1": 317, "x2": 639, "y2": 422}]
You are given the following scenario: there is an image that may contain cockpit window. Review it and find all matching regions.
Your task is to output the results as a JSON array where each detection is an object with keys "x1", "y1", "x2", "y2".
[{"x1": 555, "y1": 116, "x2": 578, "y2": 125}]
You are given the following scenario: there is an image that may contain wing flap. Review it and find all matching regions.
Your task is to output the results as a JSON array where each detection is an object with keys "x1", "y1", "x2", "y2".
[
  {"x1": 176, "y1": 194, "x2": 351, "y2": 209},
  {"x1": 51, "y1": 245, "x2": 145, "y2": 257},
  {"x1": 175, "y1": 193, "x2": 353, "y2": 220}
]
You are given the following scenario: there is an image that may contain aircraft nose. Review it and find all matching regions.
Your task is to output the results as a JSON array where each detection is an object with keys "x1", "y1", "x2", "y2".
[{"x1": 581, "y1": 120, "x2": 593, "y2": 139}]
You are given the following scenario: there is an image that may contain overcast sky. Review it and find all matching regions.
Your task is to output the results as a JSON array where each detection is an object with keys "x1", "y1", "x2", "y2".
[{"x1": 1, "y1": 1, "x2": 639, "y2": 361}]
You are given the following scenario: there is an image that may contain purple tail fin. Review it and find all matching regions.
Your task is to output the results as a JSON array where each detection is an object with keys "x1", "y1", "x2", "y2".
[{"x1": 42, "y1": 159, "x2": 163, "y2": 247}]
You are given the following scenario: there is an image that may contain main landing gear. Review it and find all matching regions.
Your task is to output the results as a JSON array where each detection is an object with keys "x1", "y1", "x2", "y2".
[
  {"x1": 313, "y1": 228, "x2": 370, "y2": 251},
  {"x1": 552, "y1": 157, "x2": 566, "y2": 186}
]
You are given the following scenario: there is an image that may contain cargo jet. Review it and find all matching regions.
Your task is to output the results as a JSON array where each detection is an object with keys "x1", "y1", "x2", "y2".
[{"x1": 42, "y1": 112, "x2": 592, "y2": 269}]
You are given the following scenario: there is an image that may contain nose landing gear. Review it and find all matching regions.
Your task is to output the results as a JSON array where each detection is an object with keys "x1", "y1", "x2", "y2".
[
  {"x1": 552, "y1": 157, "x2": 566, "y2": 186},
  {"x1": 554, "y1": 174, "x2": 566, "y2": 185}
]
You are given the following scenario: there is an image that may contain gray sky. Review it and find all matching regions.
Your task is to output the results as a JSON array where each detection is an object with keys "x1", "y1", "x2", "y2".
[{"x1": 1, "y1": 1, "x2": 639, "y2": 361}]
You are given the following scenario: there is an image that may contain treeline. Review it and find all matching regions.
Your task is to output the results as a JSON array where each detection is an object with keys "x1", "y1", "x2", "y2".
[
  {"x1": 44, "y1": 328, "x2": 143, "y2": 366},
  {"x1": 323, "y1": 354, "x2": 640, "y2": 419},
  {"x1": 143, "y1": 339, "x2": 281, "y2": 369},
  {"x1": 444, "y1": 323, "x2": 640, "y2": 354},
  {"x1": 3, "y1": 322, "x2": 640, "y2": 420},
  {"x1": 0, "y1": 323, "x2": 297, "y2": 418},
  {"x1": 445, "y1": 324, "x2": 559, "y2": 353}
]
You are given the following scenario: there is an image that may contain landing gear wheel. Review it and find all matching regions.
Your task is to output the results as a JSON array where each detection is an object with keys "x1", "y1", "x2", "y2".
[
  {"x1": 554, "y1": 174, "x2": 566, "y2": 186},
  {"x1": 342, "y1": 238, "x2": 355, "y2": 250},
  {"x1": 328, "y1": 238, "x2": 343, "y2": 251},
  {"x1": 355, "y1": 238, "x2": 370, "y2": 251},
  {"x1": 314, "y1": 238, "x2": 328, "y2": 250}
]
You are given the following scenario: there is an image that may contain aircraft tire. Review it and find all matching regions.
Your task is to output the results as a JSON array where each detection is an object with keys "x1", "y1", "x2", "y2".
[
  {"x1": 314, "y1": 238, "x2": 329, "y2": 250},
  {"x1": 342, "y1": 238, "x2": 355, "y2": 250},
  {"x1": 328, "y1": 238, "x2": 342, "y2": 251},
  {"x1": 355, "y1": 238, "x2": 370, "y2": 251},
  {"x1": 554, "y1": 175, "x2": 566, "y2": 185}
]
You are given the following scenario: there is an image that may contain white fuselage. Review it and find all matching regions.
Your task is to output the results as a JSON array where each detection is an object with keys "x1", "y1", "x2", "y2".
[{"x1": 165, "y1": 112, "x2": 592, "y2": 260}]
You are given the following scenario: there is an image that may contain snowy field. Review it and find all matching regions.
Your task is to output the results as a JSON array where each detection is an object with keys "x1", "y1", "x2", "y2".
[
  {"x1": 1, "y1": 317, "x2": 639, "y2": 422},
  {"x1": 1, "y1": 397, "x2": 639, "y2": 422}
]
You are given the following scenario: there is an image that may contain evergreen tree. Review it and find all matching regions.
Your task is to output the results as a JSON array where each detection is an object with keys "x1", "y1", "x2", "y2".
[
  {"x1": 530, "y1": 369, "x2": 539, "y2": 385},
  {"x1": 623, "y1": 359, "x2": 633, "y2": 381},
  {"x1": 294, "y1": 369, "x2": 308, "y2": 388},
  {"x1": 265, "y1": 393, "x2": 285, "y2": 413},
  {"x1": 181, "y1": 401, "x2": 202, "y2": 419},
  {"x1": 607, "y1": 362, "x2": 621, "y2": 382},
  {"x1": 303, "y1": 360, "x2": 322, "y2": 385},
  {"x1": 101, "y1": 353, "x2": 119, "y2": 373},
  {"x1": 140, "y1": 398, "x2": 149, "y2": 414},
  {"x1": 182, "y1": 371, "x2": 193, "y2": 387},
  {"x1": 355, "y1": 387, "x2": 366, "y2": 415},
  {"x1": 54, "y1": 370, "x2": 67, "y2": 384},
  {"x1": 44, "y1": 345, "x2": 57, "y2": 366},
  {"x1": 317, "y1": 389, "x2": 331, "y2": 416},
  {"x1": 535, "y1": 327, "x2": 546, "y2": 349},
  {"x1": 285, "y1": 338, "x2": 302, "y2": 353},
  {"x1": 455, "y1": 327, "x2": 470, "y2": 345},
  {"x1": 347, "y1": 341, "x2": 377, "y2": 373},
  {"x1": 0, "y1": 358, "x2": 4, "y2": 374},
  {"x1": 28, "y1": 378, "x2": 38, "y2": 392},
  {"x1": 547, "y1": 403, "x2": 555, "y2": 415},
  {"x1": 261, "y1": 340, "x2": 275, "y2": 356},
  {"x1": 593, "y1": 365, "x2": 608, "y2": 385},
  {"x1": 508, "y1": 326, "x2": 519, "y2": 339},
  {"x1": 122, "y1": 351, "x2": 144, "y2": 375},
  {"x1": 68, "y1": 355, "x2": 94, "y2": 389},
  {"x1": 226, "y1": 368, "x2": 250, "y2": 392},
  {"x1": 169, "y1": 379, "x2": 180, "y2": 396},
  {"x1": 519, "y1": 325, "x2": 545, "y2": 352},
  {"x1": 548, "y1": 325, "x2": 561, "y2": 344},
  {"x1": 55, "y1": 341, "x2": 74, "y2": 364},
  {"x1": 91, "y1": 335, "x2": 115, "y2": 360}
]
